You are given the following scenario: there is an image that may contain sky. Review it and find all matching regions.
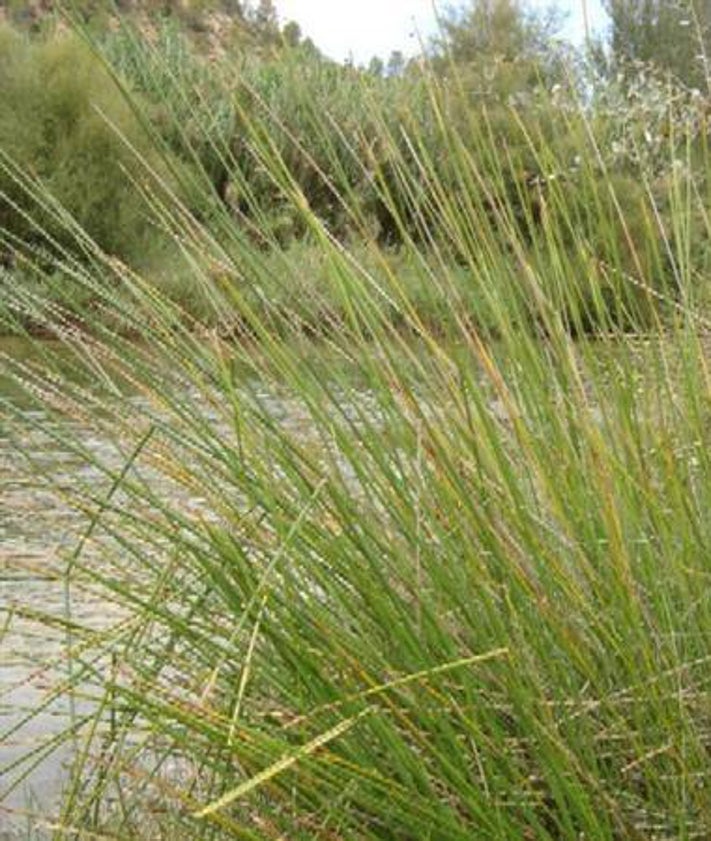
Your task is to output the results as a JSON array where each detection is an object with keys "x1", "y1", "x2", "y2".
[{"x1": 273, "y1": 1, "x2": 609, "y2": 66}]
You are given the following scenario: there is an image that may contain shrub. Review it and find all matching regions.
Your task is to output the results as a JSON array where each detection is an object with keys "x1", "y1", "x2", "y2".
[{"x1": 0, "y1": 24, "x2": 174, "y2": 265}]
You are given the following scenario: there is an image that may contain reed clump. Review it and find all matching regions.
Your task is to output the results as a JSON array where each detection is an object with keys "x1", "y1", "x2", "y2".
[{"x1": 2, "y1": 12, "x2": 711, "y2": 841}]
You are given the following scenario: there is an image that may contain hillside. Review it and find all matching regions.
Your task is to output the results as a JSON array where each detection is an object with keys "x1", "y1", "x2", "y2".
[{"x1": 0, "y1": 0, "x2": 293, "y2": 55}]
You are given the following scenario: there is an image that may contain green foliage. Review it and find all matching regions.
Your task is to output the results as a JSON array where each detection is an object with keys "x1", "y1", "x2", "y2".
[
  {"x1": 5, "y1": 7, "x2": 711, "y2": 839},
  {"x1": 605, "y1": 0, "x2": 711, "y2": 91},
  {"x1": 0, "y1": 25, "x2": 174, "y2": 263},
  {"x1": 99, "y1": 19, "x2": 236, "y2": 209},
  {"x1": 226, "y1": 52, "x2": 408, "y2": 244},
  {"x1": 2, "y1": 0, "x2": 709, "y2": 336},
  {"x1": 433, "y1": 0, "x2": 567, "y2": 100}
]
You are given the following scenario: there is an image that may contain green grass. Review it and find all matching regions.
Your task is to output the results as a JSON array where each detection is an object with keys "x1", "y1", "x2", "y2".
[{"x1": 3, "y1": 28, "x2": 711, "y2": 841}]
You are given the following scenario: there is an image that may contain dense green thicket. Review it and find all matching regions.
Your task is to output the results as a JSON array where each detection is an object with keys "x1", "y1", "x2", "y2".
[
  {"x1": 605, "y1": 0, "x2": 711, "y2": 92},
  {"x1": 2, "y1": 1, "x2": 711, "y2": 335},
  {"x1": 0, "y1": 25, "x2": 177, "y2": 264}
]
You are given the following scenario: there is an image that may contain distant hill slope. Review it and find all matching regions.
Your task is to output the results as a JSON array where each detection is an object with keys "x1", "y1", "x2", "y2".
[
  {"x1": 0, "y1": 1, "x2": 244, "y2": 27},
  {"x1": 0, "y1": 1, "x2": 292, "y2": 56}
]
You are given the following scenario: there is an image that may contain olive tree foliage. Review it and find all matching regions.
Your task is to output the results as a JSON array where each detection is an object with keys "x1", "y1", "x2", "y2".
[
  {"x1": 438, "y1": 0, "x2": 561, "y2": 61},
  {"x1": 604, "y1": 0, "x2": 711, "y2": 91},
  {"x1": 423, "y1": 0, "x2": 572, "y2": 197}
]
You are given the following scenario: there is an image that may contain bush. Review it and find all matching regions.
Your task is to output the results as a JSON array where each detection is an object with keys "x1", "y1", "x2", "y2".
[{"x1": 0, "y1": 24, "x2": 174, "y2": 265}]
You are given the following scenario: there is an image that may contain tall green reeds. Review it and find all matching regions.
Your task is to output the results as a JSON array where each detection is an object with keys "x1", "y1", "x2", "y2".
[{"x1": 3, "y1": 24, "x2": 711, "y2": 841}]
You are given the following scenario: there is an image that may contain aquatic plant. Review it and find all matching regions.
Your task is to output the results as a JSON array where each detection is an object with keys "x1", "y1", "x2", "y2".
[{"x1": 3, "y1": 23, "x2": 711, "y2": 841}]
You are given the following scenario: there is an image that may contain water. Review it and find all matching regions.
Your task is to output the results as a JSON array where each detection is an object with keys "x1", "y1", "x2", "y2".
[
  {"x1": 0, "y1": 337, "x2": 339, "y2": 835},
  {"x1": 0, "y1": 338, "x2": 209, "y2": 835},
  {"x1": 1, "y1": 396, "x2": 124, "y2": 833}
]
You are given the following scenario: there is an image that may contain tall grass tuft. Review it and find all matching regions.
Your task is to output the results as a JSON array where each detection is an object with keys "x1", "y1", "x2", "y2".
[{"x1": 3, "y1": 28, "x2": 711, "y2": 841}]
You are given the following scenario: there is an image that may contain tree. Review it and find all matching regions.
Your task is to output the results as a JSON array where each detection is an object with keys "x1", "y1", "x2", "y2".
[
  {"x1": 282, "y1": 20, "x2": 301, "y2": 48},
  {"x1": 605, "y1": 0, "x2": 711, "y2": 90},
  {"x1": 367, "y1": 56, "x2": 385, "y2": 77},
  {"x1": 439, "y1": 0, "x2": 561, "y2": 58},
  {"x1": 250, "y1": 0, "x2": 277, "y2": 31},
  {"x1": 253, "y1": 0, "x2": 276, "y2": 25},
  {"x1": 386, "y1": 50, "x2": 406, "y2": 76},
  {"x1": 432, "y1": 0, "x2": 564, "y2": 98}
]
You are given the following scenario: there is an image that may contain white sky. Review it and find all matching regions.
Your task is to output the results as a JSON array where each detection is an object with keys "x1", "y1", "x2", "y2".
[{"x1": 273, "y1": 1, "x2": 609, "y2": 65}]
